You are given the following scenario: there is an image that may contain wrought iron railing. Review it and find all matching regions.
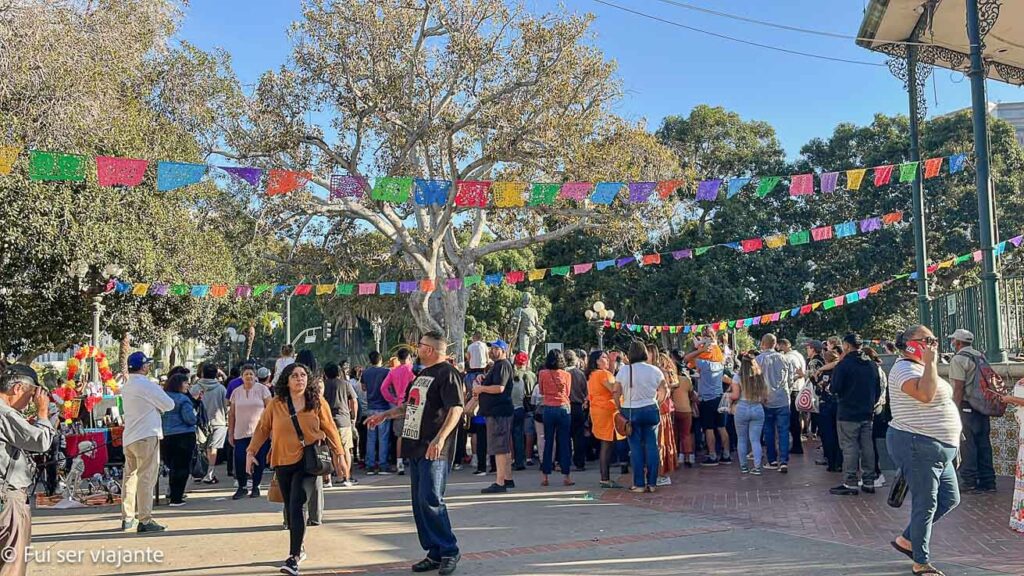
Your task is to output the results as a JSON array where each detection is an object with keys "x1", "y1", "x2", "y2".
[{"x1": 926, "y1": 275, "x2": 1024, "y2": 356}]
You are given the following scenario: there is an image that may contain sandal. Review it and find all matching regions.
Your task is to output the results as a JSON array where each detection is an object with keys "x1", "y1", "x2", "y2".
[
  {"x1": 540, "y1": 477, "x2": 549, "y2": 487},
  {"x1": 563, "y1": 478, "x2": 575, "y2": 487},
  {"x1": 890, "y1": 540, "x2": 913, "y2": 560},
  {"x1": 646, "y1": 486, "x2": 657, "y2": 494},
  {"x1": 912, "y1": 566, "x2": 945, "y2": 576},
  {"x1": 628, "y1": 486, "x2": 645, "y2": 493}
]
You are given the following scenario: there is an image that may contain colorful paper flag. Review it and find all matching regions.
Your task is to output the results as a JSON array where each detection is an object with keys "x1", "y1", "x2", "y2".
[
  {"x1": 656, "y1": 179, "x2": 685, "y2": 199},
  {"x1": 590, "y1": 182, "x2": 623, "y2": 205},
  {"x1": 157, "y1": 161, "x2": 207, "y2": 191},
  {"x1": 874, "y1": 165, "x2": 894, "y2": 187},
  {"x1": 454, "y1": 180, "x2": 491, "y2": 207},
  {"x1": 819, "y1": 172, "x2": 839, "y2": 193},
  {"x1": 882, "y1": 211, "x2": 903, "y2": 225},
  {"x1": 765, "y1": 234, "x2": 788, "y2": 249},
  {"x1": 695, "y1": 246, "x2": 711, "y2": 256},
  {"x1": 413, "y1": 179, "x2": 451, "y2": 206},
  {"x1": 29, "y1": 151, "x2": 86, "y2": 181},
  {"x1": 253, "y1": 284, "x2": 272, "y2": 297},
  {"x1": 330, "y1": 174, "x2": 369, "y2": 199},
  {"x1": 789, "y1": 173, "x2": 814, "y2": 196},
  {"x1": 484, "y1": 274, "x2": 503, "y2": 286},
  {"x1": 336, "y1": 284, "x2": 355, "y2": 296},
  {"x1": 219, "y1": 166, "x2": 263, "y2": 187},
  {"x1": 209, "y1": 284, "x2": 229, "y2": 298},
  {"x1": 294, "y1": 284, "x2": 313, "y2": 296},
  {"x1": 235, "y1": 285, "x2": 252, "y2": 298},
  {"x1": 550, "y1": 266, "x2": 571, "y2": 277},
  {"x1": 596, "y1": 260, "x2": 615, "y2": 271},
  {"x1": 505, "y1": 271, "x2": 525, "y2": 284},
  {"x1": 671, "y1": 249, "x2": 693, "y2": 260},
  {"x1": 191, "y1": 285, "x2": 210, "y2": 298},
  {"x1": 316, "y1": 284, "x2": 335, "y2": 296},
  {"x1": 399, "y1": 281, "x2": 418, "y2": 294},
  {"x1": 741, "y1": 238, "x2": 763, "y2": 253},
  {"x1": 835, "y1": 221, "x2": 857, "y2": 238},
  {"x1": 899, "y1": 161, "x2": 919, "y2": 183},
  {"x1": 0, "y1": 145, "x2": 21, "y2": 176},
  {"x1": 358, "y1": 283, "x2": 377, "y2": 295},
  {"x1": 628, "y1": 182, "x2": 658, "y2": 204},
  {"x1": 616, "y1": 256, "x2": 636, "y2": 267},
  {"x1": 420, "y1": 279, "x2": 436, "y2": 292},
  {"x1": 949, "y1": 153, "x2": 967, "y2": 174},
  {"x1": 755, "y1": 176, "x2": 781, "y2": 198},
  {"x1": 379, "y1": 282, "x2": 397, "y2": 295},
  {"x1": 811, "y1": 226, "x2": 833, "y2": 241},
  {"x1": 96, "y1": 156, "x2": 148, "y2": 187},
  {"x1": 528, "y1": 269, "x2": 547, "y2": 281},
  {"x1": 266, "y1": 169, "x2": 311, "y2": 196},
  {"x1": 923, "y1": 157, "x2": 943, "y2": 179},
  {"x1": 492, "y1": 182, "x2": 527, "y2": 207},
  {"x1": 642, "y1": 254, "x2": 662, "y2": 265},
  {"x1": 727, "y1": 178, "x2": 751, "y2": 198},
  {"x1": 573, "y1": 263, "x2": 594, "y2": 274},
  {"x1": 131, "y1": 283, "x2": 150, "y2": 296},
  {"x1": 789, "y1": 230, "x2": 810, "y2": 245},
  {"x1": 846, "y1": 169, "x2": 866, "y2": 190},
  {"x1": 371, "y1": 176, "x2": 413, "y2": 203},
  {"x1": 696, "y1": 179, "x2": 722, "y2": 201},
  {"x1": 150, "y1": 283, "x2": 169, "y2": 296},
  {"x1": 529, "y1": 183, "x2": 561, "y2": 206},
  {"x1": 464, "y1": 275, "x2": 482, "y2": 287},
  {"x1": 558, "y1": 181, "x2": 593, "y2": 201},
  {"x1": 860, "y1": 216, "x2": 882, "y2": 233}
]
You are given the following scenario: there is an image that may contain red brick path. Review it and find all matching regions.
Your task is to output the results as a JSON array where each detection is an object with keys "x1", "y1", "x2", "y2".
[{"x1": 601, "y1": 445, "x2": 1024, "y2": 574}]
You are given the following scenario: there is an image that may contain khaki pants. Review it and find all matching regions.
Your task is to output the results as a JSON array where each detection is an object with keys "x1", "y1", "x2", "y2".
[
  {"x1": 0, "y1": 489, "x2": 30, "y2": 576},
  {"x1": 122, "y1": 436, "x2": 160, "y2": 524}
]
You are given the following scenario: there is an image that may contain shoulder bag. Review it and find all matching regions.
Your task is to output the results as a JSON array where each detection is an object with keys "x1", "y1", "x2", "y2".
[
  {"x1": 286, "y1": 396, "x2": 335, "y2": 477},
  {"x1": 614, "y1": 366, "x2": 633, "y2": 437}
]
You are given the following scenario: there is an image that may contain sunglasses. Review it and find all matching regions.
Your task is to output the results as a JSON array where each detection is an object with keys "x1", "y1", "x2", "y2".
[{"x1": 909, "y1": 336, "x2": 939, "y2": 346}]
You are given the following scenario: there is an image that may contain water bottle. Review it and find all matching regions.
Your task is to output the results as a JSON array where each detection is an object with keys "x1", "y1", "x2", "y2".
[{"x1": 887, "y1": 469, "x2": 908, "y2": 508}]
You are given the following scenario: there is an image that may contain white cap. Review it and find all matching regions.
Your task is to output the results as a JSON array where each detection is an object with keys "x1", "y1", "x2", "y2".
[{"x1": 947, "y1": 328, "x2": 974, "y2": 343}]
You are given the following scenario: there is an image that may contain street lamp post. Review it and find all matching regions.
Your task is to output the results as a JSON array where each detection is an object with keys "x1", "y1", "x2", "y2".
[
  {"x1": 584, "y1": 301, "x2": 615, "y2": 350},
  {"x1": 70, "y1": 261, "x2": 121, "y2": 383}
]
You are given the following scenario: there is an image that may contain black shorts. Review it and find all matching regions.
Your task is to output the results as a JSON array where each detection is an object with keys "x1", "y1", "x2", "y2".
[{"x1": 698, "y1": 398, "x2": 726, "y2": 429}]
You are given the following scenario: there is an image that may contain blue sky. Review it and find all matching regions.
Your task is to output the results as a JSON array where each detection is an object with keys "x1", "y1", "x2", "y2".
[{"x1": 178, "y1": 0, "x2": 1023, "y2": 158}]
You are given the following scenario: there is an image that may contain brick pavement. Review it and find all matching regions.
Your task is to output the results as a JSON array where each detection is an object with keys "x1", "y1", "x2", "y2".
[{"x1": 600, "y1": 441, "x2": 1024, "y2": 574}]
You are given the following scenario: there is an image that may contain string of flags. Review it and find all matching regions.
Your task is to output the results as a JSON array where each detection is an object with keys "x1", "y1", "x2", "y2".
[
  {"x1": 0, "y1": 144, "x2": 967, "y2": 206},
  {"x1": 604, "y1": 232, "x2": 1024, "y2": 336},
  {"x1": 107, "y1": 211, "x2": 905, "y2": 299}
]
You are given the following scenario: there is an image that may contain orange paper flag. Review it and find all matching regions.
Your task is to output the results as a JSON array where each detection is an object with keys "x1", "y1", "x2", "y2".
[
  {"x1": 266, "y1": 169, "x2": 312, "y2": 196},
  {"x1": 923, "y1": 157, "x2": 943, "y2": 179}
]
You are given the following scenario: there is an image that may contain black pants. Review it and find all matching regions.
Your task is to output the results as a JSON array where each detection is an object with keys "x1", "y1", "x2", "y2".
[
  {"x1": 160, "y1": 432, "x2": 196, "y2": 504},
  {"x1": 959, "y1": 410, "x2": 995, "y2": 490},
  {"x1": 570, "y1": 403, "x2": 588, "y2": 469},
  {"x1": 819, "y1": 398, "x2": 842, "y2": 470},
  {"x1": 276, "y1": 462, "x2": 316, "y2": 557},
  {"x1": 472, "y1": 421, "x2": 488, "y2": 472},
  {"x1": 454, "y1": 423, "x2": 468, "y2": 466},
  {"x1": 789, "y1": 392, "x2": 804, "y2": 454}
]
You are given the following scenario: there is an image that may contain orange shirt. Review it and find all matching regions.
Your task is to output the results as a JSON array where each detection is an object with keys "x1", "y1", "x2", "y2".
[
  {"x1": 538, "y1": 369, "x2": 571, "y2": 407},
  {"x1": 249, "y1": 397, "x2": 343, "y2": 468},
  {"x1": 687, "y1": 344, "x2": 725, "y2": 368},
  {"x1": 587, "y1": 369, "x2": 617, "y2": 412}
]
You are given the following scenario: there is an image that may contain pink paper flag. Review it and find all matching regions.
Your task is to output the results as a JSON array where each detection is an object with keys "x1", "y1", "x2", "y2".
[
  {"x1": 973, "y1": 250, "x2": 983, "y2": 262},
  {"x1": 874, "y1": 165, "x2": 895, "y2": 187},
  {"x1": 789, "y1": 173, "x2": 814, "y2": 196},
  {"x1": 358, "y1": 283, "x2": 377, "y2": 295},
  {"x1": 95, "y1": 156, "x2": 148, "y2": 187},
  {"x1": 573, "y1": 263, "x2": 594, "y2": 275},
  {"x1": 811, "y1": 226, "x2": 833, "y2": 241},
  {"x1": 558, "y1": 182, "x2": 593, "y2": 201}
]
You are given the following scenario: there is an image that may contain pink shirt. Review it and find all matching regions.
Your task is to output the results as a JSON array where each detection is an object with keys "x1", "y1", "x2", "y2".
[
  {"x1": 381, "y1": 364, "x2": 415, "y2": 406},
  {"x1": 230, "y1": 383, "x2": 271, "y2": 439}
]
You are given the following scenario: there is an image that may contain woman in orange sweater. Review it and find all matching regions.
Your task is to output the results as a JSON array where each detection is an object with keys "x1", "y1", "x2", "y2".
[
  {"x1": 586, "y1": 350, "x2": 623, "y2": 488},
  {"x1": 538, "y1": 349, "x2": 574, "y2": 487},
  {"x1": 248, "y1": 362, "x2": 343, "y2": 576}
]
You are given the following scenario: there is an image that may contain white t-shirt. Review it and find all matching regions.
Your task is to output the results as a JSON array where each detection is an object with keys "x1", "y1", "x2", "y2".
[
  {"x1": 887, "y1": 359, "x2": 962, "y2": 447},
  {"x1": 468, "y1": 341, "x2": 488, "y2": 370},
  {"x1": 783, "y1": 350, "x2": 807, "y2": 389},
  {"x1": 271, "y1": 356, "x2": 295, "y2": 386},
  {"x1": 614, "y1": 362, "x2": 665, "y2": 409},
  {"x1": 121, "y1": 373, "x2": 175, "y2": 446}
]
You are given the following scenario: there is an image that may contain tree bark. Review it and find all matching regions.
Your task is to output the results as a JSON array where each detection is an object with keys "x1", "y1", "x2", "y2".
[
  {"x1": 246, "y1": 323, "x2": 256, "y2": 360},
  {"x1": 119, "y1": 333, "x2": 130, "y2": 377}
]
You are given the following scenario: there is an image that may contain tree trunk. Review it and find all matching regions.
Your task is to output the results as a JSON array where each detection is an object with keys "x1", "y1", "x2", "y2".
[
  {"x1": 119, "y1": 333, "x2": 130, "y2": 377},
  {"x1": 442, "y1": 289, "x2": 469, "y2": 366},
  {"x1": 246, "y1": 323, "x2": 256, "y2": 360}
]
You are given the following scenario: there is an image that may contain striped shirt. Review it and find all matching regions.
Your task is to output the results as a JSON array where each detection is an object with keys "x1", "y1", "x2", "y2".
[{"x1": 887, "y1": 359, "x2": 962, "y2": 447}]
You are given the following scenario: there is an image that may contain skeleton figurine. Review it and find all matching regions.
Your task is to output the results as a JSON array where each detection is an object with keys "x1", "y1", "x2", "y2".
[{"x1": 63, "y1": 440, "x2": 93, "y2": 501}]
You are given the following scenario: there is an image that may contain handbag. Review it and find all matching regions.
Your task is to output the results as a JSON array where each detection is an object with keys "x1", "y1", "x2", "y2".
[
  {"x1": 286, "y1": 396, "x2": 335, "y2": 477},
  {"x1": 268, "y1": 473, "x2": 284, "y2": 503},
  {"x1": 796, "y1": 381, "x2": 819, "y2": 413},
  {"x1": 189, "y1": 443, "x2": 209, "y2": 479},
  {"x1": 887, "y1": 469, "x2": 908, "y2": 508},
  {"x1": 614, "y1": 366, "x2": 633, "y2": 437},
  {"x1": 716, "y1": 391, "x2": 733, "y2": 414}
]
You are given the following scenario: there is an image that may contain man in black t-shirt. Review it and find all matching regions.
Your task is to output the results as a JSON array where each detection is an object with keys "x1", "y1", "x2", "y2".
[
  {"x1": 474, "y1": 340, "x2": 515, "y2": 494},
  {"x1": 367, "y1": 331, "x2": 464, "y2": 576}
]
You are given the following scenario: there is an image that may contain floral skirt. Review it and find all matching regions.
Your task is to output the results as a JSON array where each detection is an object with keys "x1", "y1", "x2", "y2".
[{"x1": 1012, "y1": 438, "x2": 1024, "y2": 534}]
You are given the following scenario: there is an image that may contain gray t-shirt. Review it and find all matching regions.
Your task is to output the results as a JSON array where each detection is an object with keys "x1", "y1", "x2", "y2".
[
  {"x1": 755, "y1": 350, "x2": 793, "y2": 409},
  {"x1": 323, "y1": 377, "x2": 354, "y2": 428}
]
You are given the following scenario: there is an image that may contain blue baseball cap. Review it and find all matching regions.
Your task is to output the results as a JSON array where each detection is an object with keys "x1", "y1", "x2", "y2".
[
  {"x1": 487, "y1": 340, "x2": 510, "y2": 351},
  {"x1": 127, "y1": 351, "x2": 154, "y2": 371}
]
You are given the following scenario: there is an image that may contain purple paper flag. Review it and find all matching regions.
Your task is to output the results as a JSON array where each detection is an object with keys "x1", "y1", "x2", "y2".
[
  {"x1": 627, "y1": 182, "x2": 658, "y2": 204},
  {"x1": 616, "y1": 256, "x2": 636, "y2": 267},
  {"x1": 819, "y1": 172, "x2": 839, "y2": 193},
  {"x1": 1011, "y1": 235, "x2": 1024, "y2": 248},
  {"x1": 858, "y1": 288, "x2": 869, "y2": 299},
  {"x1": 151, "y1": 283, "x2": 169, "y2": 296},
  {"x1": 399, "y1": 280, "x2": 418, "y2": 293},
  {"x1": 860, "y1": 216, "x2": 882, "y2": 233},
  {"x1": 671, "y1": 249, "x2": 693, "y2": 260},
  {"x1": 445, "y1": 278, "x2": 463, "y2": 291},
  {"x1": 696, "y1": 179, "x2": 723, "y2": 201},
  {"x1": 234, "y1": 285, "x2": 252, "y2": 298},
  {"x1": 219, "y1": 166, "x2": 263, "y2": 187},
  {"x1": 330, "y1": 174, "x2": 369, "y2": 199}
]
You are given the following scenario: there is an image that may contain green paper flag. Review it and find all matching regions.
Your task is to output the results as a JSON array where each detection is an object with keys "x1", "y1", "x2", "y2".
[
  {"x1": 822, "y1": 299, "x2": 836, "y2": 310},
  {"x1": 170, "y1": 284, "x2": 190, "y2": 296},
  {"x1": 899, "y1": 162, "x2": 919, "y2": 183},
  {"x1": 789, "y1": 230, "x2": 811, "y2": 245},
  {"x1": 336, "y1": 284, "x2": 355, "y2": 295},
  {"x1": 371, "y1": 177, "x2": 413, "y2": 202},
  {"x1": 528, "y1": 183, "x2": 560, "y2": 206},
  {"x1": 253, "y1": 284, "x2": 272, "y2": 297},
  {"x1": 464, "y1": 275, "x2": 482, "y2": 287},
  {"x1": 695, "y1": 246, "x2": 712, "y2": 256},
  {"x1": 550, "y1": 266, "x2": 571, "y2": 277},
  {"x1": 29, "y1": 151, "x2": 86, "y2": 181},
  {"x1": 727, "y1": 320, "x2": 736, "y2": 329},
  {"x1": 894, "y1": 273, "x2": 911, "y2": 280},
  {"x1": 756, "y1": 176, "x2": 781, "y2": 198},
  {"x1": 954, "y1": 254, "x2": 971, "y2": 265}
]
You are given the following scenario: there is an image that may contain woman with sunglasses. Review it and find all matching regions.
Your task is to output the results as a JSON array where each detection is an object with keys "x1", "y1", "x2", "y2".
[{"x1": 887, "y1": 325, "x2": 962, "y2": 576}]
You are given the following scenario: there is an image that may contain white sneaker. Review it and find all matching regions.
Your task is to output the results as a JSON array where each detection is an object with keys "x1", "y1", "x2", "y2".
[
  {"x1": 396, "y1": 460, "x2": 405, "y2": 473},
  {"x1": 874, "y1": 474, "x2": 886, "y2": 488},
  {"x1": 340, "y1": 480, "x2": 354, "y2": 488},
  {"x1": 324, "y1": 480, "x2": 333, "y2": 488},
  {"x1": 656, "y1": 476, "x2": 672, "y2": 486}
]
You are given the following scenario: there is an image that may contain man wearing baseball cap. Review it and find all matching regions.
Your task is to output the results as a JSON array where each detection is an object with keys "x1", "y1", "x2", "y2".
[
  {"x1": 510, "y1": 352, "x2": 535, "y2": 471},
  {"x1": 120, "y1": 351, "x2": 174, "y2": 533},
  {"x1": 948, "y1": 328, "x2": 997, "y2": 494},
  {"x1": 474, "y1": 340, "x2": 515, "y2": 493},
  {"x1": 0, "y1": 364, "x2": 55, "y2": 575}
]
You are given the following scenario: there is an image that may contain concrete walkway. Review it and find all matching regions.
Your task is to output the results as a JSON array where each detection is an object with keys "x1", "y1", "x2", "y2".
[{"x1": 27, "y1": 456, "x2": 1018, "y2": 576}]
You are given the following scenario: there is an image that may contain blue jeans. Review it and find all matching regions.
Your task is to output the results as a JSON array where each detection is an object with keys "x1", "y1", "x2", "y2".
[
  {"x1": 887, "y1": 428, "x2": 960, "y2": 565},
  {"x1": 366, "y1": 409, "x2": 391, "y2": 468},
  {"x1": 233, "y1": 436, "x2": 270, "y2": 488},
  {"x1": 512, "y1": 408, "x2": 526, "y2": 468},
  {"x1": 763, "y1": 405, "x2": 791, "y2": 464},
  {"x1": 625, "y1": 404, "x2": 660, "y2": 488},
  {"x1": 408, "y1": 456, "x2": 459, "y2": 560},
  {"x1": 542, "y1": 406, "x2": 572, "y2": 475},
  {"x1": 734, "y1": 401, "x2": 765, "y2": 469}
]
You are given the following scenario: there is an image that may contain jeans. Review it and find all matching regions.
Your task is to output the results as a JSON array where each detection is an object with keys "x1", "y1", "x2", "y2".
[
  {"x1": 570, "y1": 403, "x2": 588, "y2": 469},
  {"x1": 763, "y1": 405, "x2": 791, "y2": 465},
  {"x1": 625, "y1": 404, "x2": 660, "y2": 488},
  {"x1": 409, "y1": 456, "x2": 459, "y2": 560},
  {"x1": 160, "y1": 432, "x2": 196, "y2": 504},
  {"x1": 233, "y1": 437, "x2": 270, "y2": 489},
  {"x1": 734, "y1": 401, "x2": 765, "y2": 469},
  {"x1": 838, "y1": 420, "x2": 876, "y2": 487},
  {"x1": 276, "y1": 462, "x2": 316, "y2": 557},
  {"x1": 542, "y1": 406, "x2": 572, "y2": 475},
  {"x1": 959, "y1": 410, "x2": 995, "y2": 490},
  {"x1": 819, "y1": 397, "x2": 842, "y2": 469},
  {"x1": 366, "y1": 409, "x2": 391, "y2": 468},
  {"x1": 512, "y1": 408, "x2": 526, "y2": 468},
  {"x1": 887, "y1": 428, "x2": 960, "y2": 565}
]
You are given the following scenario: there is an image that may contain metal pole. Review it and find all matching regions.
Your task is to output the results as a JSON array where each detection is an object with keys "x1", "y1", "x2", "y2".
[
  {"x1": 966, "y1": 0, "x2": 1006, "y2": 362},
  {"x1": 596, "y1": 323, "x2": 604, "y2": 350},
  {"x1": 285, "y1": 294, "x2": 292, "y2": 345},
  {"x1": 907, "y1": 44, "x2": 930, "y2": 325},
  {"x1": 91, "y1": 296, "x2": 102, "y2": 383}
]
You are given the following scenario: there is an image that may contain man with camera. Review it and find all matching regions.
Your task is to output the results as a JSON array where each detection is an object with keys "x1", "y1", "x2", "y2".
[{"x1": 0, "y1": 364, "x2": 56, "y2": 576}]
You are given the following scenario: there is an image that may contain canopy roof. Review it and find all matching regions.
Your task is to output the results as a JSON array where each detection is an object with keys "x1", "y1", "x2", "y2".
[{"x1": 857, "y1": 0, "x2": 1024, "y2": 86}]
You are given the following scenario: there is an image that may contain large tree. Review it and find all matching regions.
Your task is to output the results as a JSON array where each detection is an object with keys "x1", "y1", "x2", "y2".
[{"x1": 217, "y1": 0, "x2": 678, "y2": 352}]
